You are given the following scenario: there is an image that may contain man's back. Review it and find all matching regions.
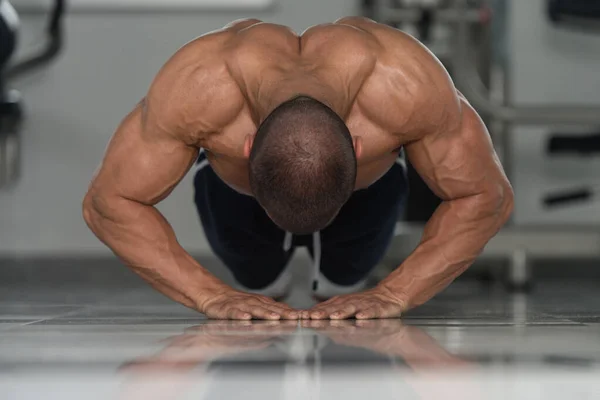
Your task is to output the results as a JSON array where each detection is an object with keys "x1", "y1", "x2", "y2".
[{"x1": 146, "y1": 17, "x2": 453, "y2": 194}]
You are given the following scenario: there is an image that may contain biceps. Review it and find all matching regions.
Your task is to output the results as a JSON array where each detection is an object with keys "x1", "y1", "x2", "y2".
[
  {"x1": 405, "y1": 103, "x2": 505, "y2": 201},
  {"x1": 90, "y1": 104, "x2": 198, "y2": 206}
]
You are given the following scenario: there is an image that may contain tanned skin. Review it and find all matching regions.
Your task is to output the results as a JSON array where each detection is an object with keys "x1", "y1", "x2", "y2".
[{"x1": 83, "y1": 17, "x2": 513, "y2": 320}]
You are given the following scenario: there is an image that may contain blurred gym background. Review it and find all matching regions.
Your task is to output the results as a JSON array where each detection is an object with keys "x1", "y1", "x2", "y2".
[{"x1": 1, "y1": 0, "x2": 600, "y2": 291}]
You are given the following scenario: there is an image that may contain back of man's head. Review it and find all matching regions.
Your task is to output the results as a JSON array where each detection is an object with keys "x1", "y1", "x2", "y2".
[{"x1": 249, "y1": 96, "x2": 357, "y2": 234}]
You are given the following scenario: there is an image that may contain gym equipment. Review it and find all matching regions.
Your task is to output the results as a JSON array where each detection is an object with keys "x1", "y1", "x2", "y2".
[
  {"x1": 0, "y1": 0, "x2": 17, "y2": 82},
  {"x1": 544, "y1": 131, "x2": 600, "y2": 208},
  {"x1": 0, "y1": 0, "x2": 66, "y2": 189},
  {"x1": 548, "y1": 132, "x2": 600, "y2": 156},
  {"x1": 365, "y1": 0, "x2": 600, "y2": 291},
  {"x1": 548, "y1": 0, "x2": 600, "y2": 28},
  {"x1": 4, "y1": 0, "x2": 65, "y2": 80},
  {"x1": 0, "y1": 0, "x2": 20, "y2": 189}
]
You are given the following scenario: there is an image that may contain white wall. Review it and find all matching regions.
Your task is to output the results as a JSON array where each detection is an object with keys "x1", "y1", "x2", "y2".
[
  {"x1": 509, "y1": 0, "x2": 600, "y2": 225},
  {"x1": 0, "y1": 0, "x2": 359, "y2": 255}
]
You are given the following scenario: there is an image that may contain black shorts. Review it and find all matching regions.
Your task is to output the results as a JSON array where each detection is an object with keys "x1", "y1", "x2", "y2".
[{"x1": 193, "y1": 150, "x2": 408, "y2": 291}]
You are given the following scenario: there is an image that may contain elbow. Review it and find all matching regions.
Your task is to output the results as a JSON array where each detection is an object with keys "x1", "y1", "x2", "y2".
[
  {"x1": 83, "y1": 188, "x2": 133, "y2": 232},
  {"x1": 501, "y1": 181, "x2": 515, "y2": 224},
  {"x1": 490, "y1": 181, "x2": 514, "y2": 226},
  {"x1": 82, "y1": 190, "x2": 97, "y2": 229},
  {"x1": 470, "y1": 181, "x2": 514, "y2": 228},
  {"x1": 82, "y1": 187, "x2": 107, "y2": 230}
]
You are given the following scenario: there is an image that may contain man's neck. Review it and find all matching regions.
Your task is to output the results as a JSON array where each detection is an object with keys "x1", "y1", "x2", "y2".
[{"x1": 254, "y1": 80, "x2": 350, "y2": 124}]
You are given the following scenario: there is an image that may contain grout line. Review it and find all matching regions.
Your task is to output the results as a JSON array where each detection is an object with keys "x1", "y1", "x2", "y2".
[
  {"x1": 4, "y1": 318, "x2": 52, "y2": 330},
  {"x1": 14, "y1": 307, "x2": 91, "y2": 327}
]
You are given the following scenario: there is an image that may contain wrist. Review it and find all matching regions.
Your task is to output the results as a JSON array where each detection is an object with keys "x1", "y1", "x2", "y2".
[
  {"x1": 377, "y1": 281, "x2": 410, "y2": 311},
  {"x1": 194, "y1": 276, "x2": 231, "y2": 312}
]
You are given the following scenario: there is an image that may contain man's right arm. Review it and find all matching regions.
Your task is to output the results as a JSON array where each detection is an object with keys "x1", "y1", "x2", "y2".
[
  {"x1": 83, "y1": 34, "x2": 300, "y2": 320},
  {"x1": 82, "y1": 96, "x2": 222, "y2": 311}
]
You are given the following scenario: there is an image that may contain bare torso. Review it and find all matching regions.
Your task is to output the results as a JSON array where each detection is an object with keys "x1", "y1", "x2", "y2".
[
  {"x1": 84, "y1": 17, "x2": 512, "y2": 316},
  {"x1": 171, "y1": 18, "x2": 438, "y2": 195}
]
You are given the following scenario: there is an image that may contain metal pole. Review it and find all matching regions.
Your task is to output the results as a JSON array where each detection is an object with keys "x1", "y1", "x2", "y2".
[{"x1": 450, "y1": 0, "x2": 600, "y2": 125}]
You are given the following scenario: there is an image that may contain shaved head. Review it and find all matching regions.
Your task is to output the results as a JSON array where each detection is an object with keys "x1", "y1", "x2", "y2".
[{"x1": 249, "y1": 96, "x2": 356, "y2": 234}]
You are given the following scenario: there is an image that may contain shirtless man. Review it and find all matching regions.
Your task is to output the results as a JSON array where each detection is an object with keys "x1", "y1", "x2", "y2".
[{"x1": 83, "y1": 17, "x2": 513, "y2": 320}]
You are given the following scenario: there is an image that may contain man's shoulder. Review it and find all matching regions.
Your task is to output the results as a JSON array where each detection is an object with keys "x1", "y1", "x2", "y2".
[
  {"x1": 332, "y1": 18, "x2": 444, "y2": 91},
  {"x1": 145, "y1": 32, "x2": 245, "y2": 141},
  {"x1": 352, "y1": 24, "x2": 460, "y2": 138},
  {"x1": 333, "y1": 17, "x2": 415, "y2": 45},
  {"x1": 333, "y1": 16, "x2": 382, "y2": 30}
]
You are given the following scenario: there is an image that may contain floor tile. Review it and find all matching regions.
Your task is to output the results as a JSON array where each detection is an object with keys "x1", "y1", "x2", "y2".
[
  {"x1": 0, "y1": 305, "x2": 83, "y2": 320},
  {"x1": 2, "y1": 257, "x2": 600, "y2": 399}
]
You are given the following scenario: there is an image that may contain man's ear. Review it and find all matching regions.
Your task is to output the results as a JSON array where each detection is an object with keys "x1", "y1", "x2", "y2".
[
  {"x1": 244, "y1": 134, "x2": 255, "y2": 158},
  {"x1": 353, "y1": 136, "x2": 363, "y2": 159}
]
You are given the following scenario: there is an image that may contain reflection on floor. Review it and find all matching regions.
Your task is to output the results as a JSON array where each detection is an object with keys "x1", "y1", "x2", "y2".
[{"x1": 1, "y1": 256, "x2": 600, "y2": 399}]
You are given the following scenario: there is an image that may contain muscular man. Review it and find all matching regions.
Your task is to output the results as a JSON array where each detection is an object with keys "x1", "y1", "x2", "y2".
[{"x1": 83, "y1": 18, "x2": 513, "y2": 320}]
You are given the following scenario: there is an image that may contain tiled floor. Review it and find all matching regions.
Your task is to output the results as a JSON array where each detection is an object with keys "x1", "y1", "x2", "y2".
[{"x1": 1, "y1": 256, "x2": 600, "y2": 399}]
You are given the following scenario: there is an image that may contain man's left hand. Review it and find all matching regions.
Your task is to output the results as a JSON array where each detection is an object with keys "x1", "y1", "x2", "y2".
[{"x1": 302, "y1": 285, "x2": 406, "y2": 320}]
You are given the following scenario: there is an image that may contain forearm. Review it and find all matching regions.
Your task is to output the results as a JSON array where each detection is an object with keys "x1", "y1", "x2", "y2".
[
  {"x1": 83, "y1": 193, "x2": 223, "y2": 311},
  {"x1": 380, "y1": 187, "x2": 513, "y2": 309}
]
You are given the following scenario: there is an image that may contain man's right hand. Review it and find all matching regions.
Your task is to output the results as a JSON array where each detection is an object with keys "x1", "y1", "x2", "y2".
[{"x1": 199, "y1": 285, "x2": 300, "y2": 320}]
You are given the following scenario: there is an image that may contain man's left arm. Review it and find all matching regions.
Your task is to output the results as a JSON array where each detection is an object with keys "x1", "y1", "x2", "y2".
[
  {"x1": 304, "y1": 30, "x2": 513, "y2": 320},
  {"x1": 380, "y1": 92, "x2": 514, "y2": 310},
  {"x1": 304, "y1": 93, "x2": 513, "y2": 320}
]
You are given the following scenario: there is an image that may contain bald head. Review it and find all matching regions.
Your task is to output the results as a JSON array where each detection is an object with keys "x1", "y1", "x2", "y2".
[{"x1": 249, "y1": 96, "x2": 356, "y2": 234}]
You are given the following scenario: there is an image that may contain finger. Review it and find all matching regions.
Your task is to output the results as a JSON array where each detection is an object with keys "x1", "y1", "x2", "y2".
[
  {"x1": 356, "y1": 306, "x2": 382, "y2": 320},
  {"x1": 252, "y1": 303, "x2": 300, "y2": 320},
  {"x1": 202, "y1": 306, "x2": 226, "y2": 320},
  {"x1": 310, "y1": 303, "x2": 347, "y2": 319},
  {"x1": 308, "y1": 305, "x2": 330, "y2": 319},
  {"x1": 281, "y1": 311, "x2": 300, "y2": 320},
  {"x1": 300, "y1": 310, "x2": 311, "y2": 320},
  {"x1": 309, "y1": 310, "x2": 328, "y2": 320},
  {"x1": 240, "y1": 305, "x2": 282, "y2": 320},
  {"x1": 330, "y1": 304, "x2": 358, "y2": 320},
  {"x1": 310, "y1": 306, "x2": 341, "y2": 320},
  {"x1": 379, "y1": 302, "x2": 404, "y2": 319},
  {"x1": 305, "y1": 298, "x2": 342, "y2": 318},
  {"x1": 253, "y1": 298, "x2": 300, "y2": 319},
  {"x1": 306, "y1": 302, "x2": 335, "y2": 315},
  {"x1": 226, "y1": 308, "x2": 253, "y2": 320},
  {"x1": 357, "y1": 302, "x2": 403, "y2": 319},
  {"x1": 257, "y1": 303, "x2": 300, "y2": 320}
]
